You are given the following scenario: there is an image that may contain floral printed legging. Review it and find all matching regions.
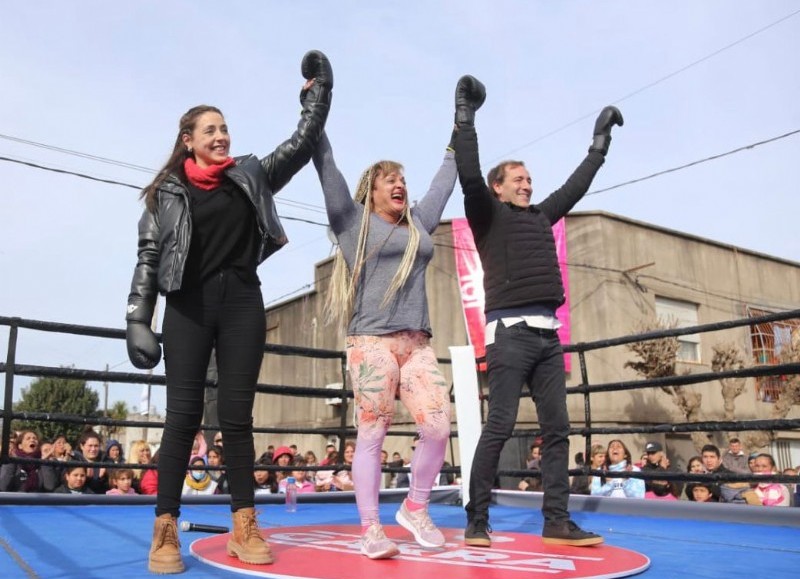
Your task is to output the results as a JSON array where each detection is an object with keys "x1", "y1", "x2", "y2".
[{"x1": 347, "y1": 331, "x2": 451, "y2": 527}]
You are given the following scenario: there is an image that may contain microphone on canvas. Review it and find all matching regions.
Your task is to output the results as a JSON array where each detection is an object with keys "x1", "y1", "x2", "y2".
[{"x1": 180, "y1": 521, "x2": 229, "y2": 534}]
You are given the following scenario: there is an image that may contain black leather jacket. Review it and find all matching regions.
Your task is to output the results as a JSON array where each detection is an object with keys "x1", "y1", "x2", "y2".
[{"x1": 126, "y1": 84, "x2": 330, "y2": 324}]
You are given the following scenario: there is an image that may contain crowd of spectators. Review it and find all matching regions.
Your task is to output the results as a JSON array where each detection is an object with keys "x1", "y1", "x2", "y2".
[{"x1": 2, "y1": 429, "x2": 797, "y2": 508}]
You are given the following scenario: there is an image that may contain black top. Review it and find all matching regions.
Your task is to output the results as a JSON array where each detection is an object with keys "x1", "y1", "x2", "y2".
[
  {"x1": 454, "y1": 125, "x2": 604, "y2": 313},
  {"x1": 183, "y1": 179, "x2": 260, "y2": 287}
]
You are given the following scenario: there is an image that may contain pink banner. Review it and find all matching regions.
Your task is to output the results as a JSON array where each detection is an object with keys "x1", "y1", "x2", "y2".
[
  {"x1": 451, "y1": 217, "x2": 571, "y2": 372},
  {"x1": 451, "y1": 219, "x2": 487, "y2": 370}
]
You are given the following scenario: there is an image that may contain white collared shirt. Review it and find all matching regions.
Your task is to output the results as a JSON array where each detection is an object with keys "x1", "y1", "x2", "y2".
[{"x1": 485, "y1": 315, "x2": 561, "y2": 347}]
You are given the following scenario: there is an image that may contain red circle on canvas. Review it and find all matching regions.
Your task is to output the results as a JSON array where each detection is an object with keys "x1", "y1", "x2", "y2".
[{"x1": 189, "y1": 524, "x2": 650, "y2": 578}]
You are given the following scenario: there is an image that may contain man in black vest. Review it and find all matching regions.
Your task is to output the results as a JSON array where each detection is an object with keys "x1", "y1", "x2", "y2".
[{"x1": 450, "y1": 75, "x2": 622, "y2": 548}]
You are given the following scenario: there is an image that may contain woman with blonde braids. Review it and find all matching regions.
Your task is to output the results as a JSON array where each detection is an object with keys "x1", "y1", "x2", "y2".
[{"x1": 312, "y1": 77, "x2": 484, "y2": 560}]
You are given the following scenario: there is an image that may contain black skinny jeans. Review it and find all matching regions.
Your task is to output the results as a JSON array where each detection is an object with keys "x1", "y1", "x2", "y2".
[
  {"x1": 156, "y1": 270, "x2": 265, "y2": 517},
  {"x1": 467, "y1": 322, "x2": 571, "y2": 523}
]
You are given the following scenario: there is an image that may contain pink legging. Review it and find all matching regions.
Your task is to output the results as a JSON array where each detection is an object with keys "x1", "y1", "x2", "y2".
[{"x1": 347, "y1": 331, "x2": 451, "y2": 527}]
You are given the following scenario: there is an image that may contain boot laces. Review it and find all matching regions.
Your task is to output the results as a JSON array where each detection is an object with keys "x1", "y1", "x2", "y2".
[
  {"x1": 241, "y1": 511, "x2": 263, "y2": 542},
  {"x1": 157, "y1": 518, "x2": 180, "y2": 549}
]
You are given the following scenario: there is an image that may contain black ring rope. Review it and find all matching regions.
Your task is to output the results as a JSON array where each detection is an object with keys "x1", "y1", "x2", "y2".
[{"x1": 2, "y1": 309, "x2": 799, "y2": 491}]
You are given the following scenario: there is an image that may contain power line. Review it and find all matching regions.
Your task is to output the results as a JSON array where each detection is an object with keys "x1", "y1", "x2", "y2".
[
  {"x1": 0, "y1": 133, "x2": 329, "y2": 214},
  {"x1": 0, "y1": 155, "x2": 330, "y2": 227},
  {"x1": 586, "y1": 128, "x2": 800, "y2": 196},
  {"x1": 490, "y1": 7, "x2": 800, "y2": 161},
  {"x1": 0, "y1": 133, "x2": 156, "y2": 173}
]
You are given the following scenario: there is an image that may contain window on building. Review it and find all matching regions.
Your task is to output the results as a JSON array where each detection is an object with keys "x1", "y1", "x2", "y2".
[
  {"x1": 655, "y1": 296, "x2": 700, "y2": 363},
  {"x1": 747, "y1": 306, "x2": 799, "y2": 403}
]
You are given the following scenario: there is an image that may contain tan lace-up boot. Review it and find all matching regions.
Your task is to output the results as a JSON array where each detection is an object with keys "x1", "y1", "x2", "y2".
[
  {"x1": 227, "y1": 507, "x2": 274, "y2": 564},
  {"x1": 148, "y1": 513, "x2": 185, "y2": 574}
]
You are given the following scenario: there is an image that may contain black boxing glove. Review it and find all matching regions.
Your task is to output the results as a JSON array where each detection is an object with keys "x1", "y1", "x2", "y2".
[
  {"x1": 299, "y1": 49, "x2": 333, "y2": 104},
  {"x1": 125, "y1": 301, "x2": 161, "y2": 369},
  {"x1": 454, "y1": 75, "x2": 486, "y2": 126},
  {"x1": 589, "y1": 105, "x2": 624, "y2": 156},
  {"x1": 126, "y1": 322, "x2": 161, "y2": 369}
]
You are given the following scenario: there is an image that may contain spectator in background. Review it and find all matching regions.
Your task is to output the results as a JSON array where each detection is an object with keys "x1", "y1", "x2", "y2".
[
  {"x1": 181, "y1": 455, "x2": 217, "y2": 496},
  {"x1": 518, "y1": 444, "x2": 543, "y2": 492},
  {"x1": 315, "y1": 450, "x2": 339, "y2": 491},
  {"x1": 379, "y1": 450, "x2": 391, "y2": 490},
  {"x1": 207, "y1": 445, "x2": 229, "y2": 495},
  {"x1": 272, "y1": 446, "x2": 295, "y2": 485},
  {"x1": 191, "y1": 431, "x2": 208, "y2": 462},
  {"x1": 641, "y1": 441, "x2": 681, "y2": 500},
  {"x1": 54, "y1": 465, "x2": 94, "y2": 494},
  {"x1": 682, "y1": 456, "x2": 706, "y2": 500},
  {"x1": 305, "y1": 450, "x2": 319, "y2": 467},
  {"x1": 702, "y1": 444, "x2": 759, "y2": 505},
  {"x1": 0, "y1": 429, "x2": 53, "y2": 492},
  {"x1": 129, "y1": 440, "x2": 152, "y2": 493},
  {"x1": 569, "y1": 451, "x2": 590, "y2": 495},
  {"x1": 722, "y1": 438, "x2": 749, "y2": 474},
  {"x1": 73, "y1": 429, "x2": 108, "y2": 494},
  {"x1": 394, "y1": 440, "x2": 416, "y2": 489},
  {"x1": 526, "y1": 442, "x2": 542, "y2": 469},
  {"x1": 50, "y1": 434, "x2": 72, "y2": 462},
  {"x1": 591, "y1": 439, "x2": 645, "y2": 498},
  {"x1": 571, "y1": 444, "x2": 606, "y2": 495},
  {"x1": 782, "y1": 467, "x2": 798, "y2": 507},
  {"x1": 253, "y1": 456, "x2": 278, "y2": 495},
  {"x1": 747, "y1": 452, "x2": 760, "y2": 472},
  {"x1": 213, "y1": 432, "x2": 223, "y2": 448},
  {"x1": 388, "y1": 452, "x2": 403, "y2": 489},
  {"x1": 103, "y1": 439, "x2": 125, "y2": 465},
  {"x1": 752, "y1": 453, "x2": 791, "y2": 507},
  {"x1": 331, "y1": 441, "x2": 356, "y2": 491},
  {"x1": 319, "y1": 443, "x2": 337, "y2": 466},
  {"x1": 290, "y1": 444, "x2": 300, "y2": 459},
  {"x1": 687, "y1": 481, "x2": 719, "y2": 503},
  {"x1": 279, "y1": 457, "x2": 317, "y2": 494},
  {"x1": 107, "y1": 468, "x2": 138, "y2": 495},
  {"x1": 139, "y1": 450, "x2": 159, "y2": 496}
]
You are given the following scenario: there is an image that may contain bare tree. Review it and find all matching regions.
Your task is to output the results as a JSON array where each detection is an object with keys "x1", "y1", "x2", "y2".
[
  {"x1": 625, "y1": 318, "x2": 709, "y2": 450},
  {"x1": 711, "y1": 343, "x2": 747, "y2": 422}
]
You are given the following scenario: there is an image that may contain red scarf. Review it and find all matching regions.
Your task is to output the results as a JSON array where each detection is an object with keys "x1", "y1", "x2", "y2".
[{"x1": 184, "y1": 156, "x2": 236, "y2": 190}]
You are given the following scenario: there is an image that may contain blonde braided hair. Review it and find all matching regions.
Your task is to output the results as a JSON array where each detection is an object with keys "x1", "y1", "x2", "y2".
[{"x1": 325, "y1": 161, "x2": 420, "y2": 328}]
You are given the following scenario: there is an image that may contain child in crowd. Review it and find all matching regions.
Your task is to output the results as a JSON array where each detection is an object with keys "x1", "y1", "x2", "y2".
[
  {"x1": 54, "y1": 466, "x2": 93, "y2": 494},
  {"x1": 254, "y1": 456, "x2": 277, "y2": 495},
  {"x1": 278, "y1": 457, "x2": 316, "y2": 494},
  {"x1": 181, "y1": 456, "x2": 217, "y2": 496},
  {"x1": 687, "y1": 482, "x2": 718, "y2": 503},
  {"x1": 107, "y1": 468, "x2": 138, "y2": 495}
]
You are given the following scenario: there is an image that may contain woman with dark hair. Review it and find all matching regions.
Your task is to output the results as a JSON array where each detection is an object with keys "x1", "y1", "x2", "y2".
[
  {"x1": 207, "y1": 445, "x2": 229, "y2": 495},
  {"x1": 0, "y1": 430, "x2": 52, "y2": 492},
  {"x1": 72, "y1": 429, "x2": 108, "y2": 494},
  {"x1": 590, "y1": 439, "x2": 645, "y2": 498},
  {"x1": 124, "y1": 51, "x2": 333, "y2": 574}
]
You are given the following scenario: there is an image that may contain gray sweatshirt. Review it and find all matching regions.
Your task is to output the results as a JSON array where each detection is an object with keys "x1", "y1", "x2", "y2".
[{"x1": 313, "y1": 133, "x2": 456, "y2": 336}]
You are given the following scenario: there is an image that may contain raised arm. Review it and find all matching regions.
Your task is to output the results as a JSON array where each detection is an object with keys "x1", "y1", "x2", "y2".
[
  {"x1": 538, "y1": 106, "x2": 623, "y2": 224},
  {"x1": 451, "y1": 75, "x2": 493, "y2": 235},
  {"x1": 414, "y1": 148, "x2": 456, "y2": 233},
  {"x1": 312, "y1": 132, "x2": 359, "y2": 235},
  {"x1": 259, "y1": 50, "x2": 333, "y2": 194}
]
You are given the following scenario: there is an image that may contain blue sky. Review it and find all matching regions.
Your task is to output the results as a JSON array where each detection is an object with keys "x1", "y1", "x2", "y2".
[{"x1": 2, "y1": 1, "x2": 798, "y2": 414}]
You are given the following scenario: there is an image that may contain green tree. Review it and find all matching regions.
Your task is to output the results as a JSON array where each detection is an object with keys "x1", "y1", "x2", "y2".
[
  {"x1": 13, "y1": 375, "x2": 100, "y2": 444},
  {"x1": 105, "y1": 400, "x2": 130, "y2": 440}
]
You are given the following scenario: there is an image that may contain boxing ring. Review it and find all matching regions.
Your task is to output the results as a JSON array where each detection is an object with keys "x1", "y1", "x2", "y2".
[{"x1": 1, "y1": 312, "x2": 799, "y2": 578}]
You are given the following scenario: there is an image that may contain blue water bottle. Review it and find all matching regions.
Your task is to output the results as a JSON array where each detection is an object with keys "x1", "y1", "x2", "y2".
[{"x1": 285, "y1": 476, "x2": 298, "y2": 512}]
